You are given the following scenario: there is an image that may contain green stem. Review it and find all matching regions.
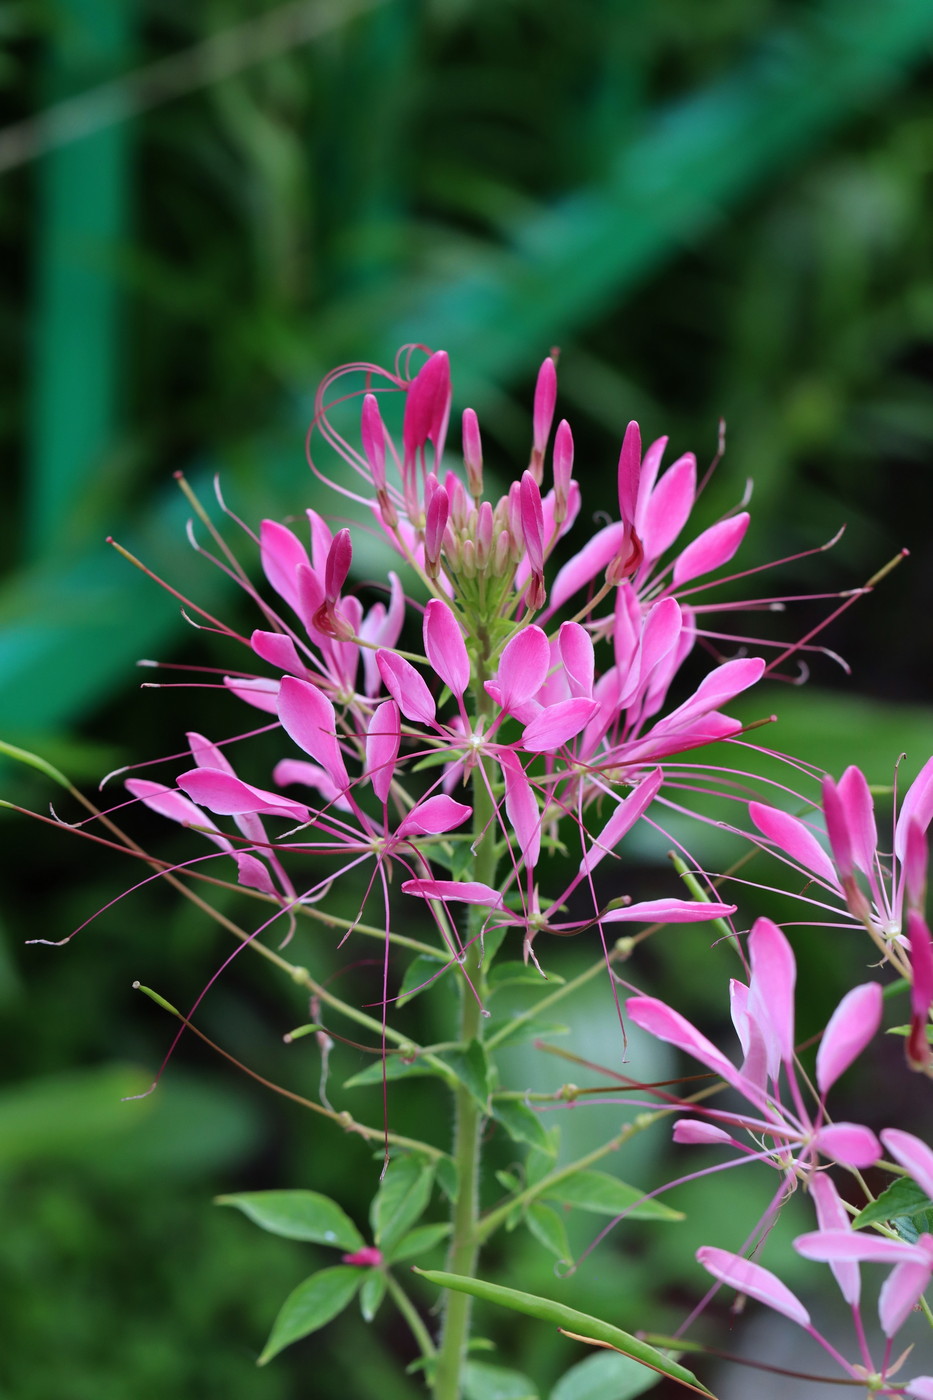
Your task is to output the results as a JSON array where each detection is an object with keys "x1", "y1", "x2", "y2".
[
  {"x1": 432, "y1": 761, "x2": 496, "y2": 1400},
  {"x1": 485, "y1": 936, "x2": 633, "y2": 1051},
  {"x1": 385, "y1": 1271, "x2": 437, "y2": 1362}
]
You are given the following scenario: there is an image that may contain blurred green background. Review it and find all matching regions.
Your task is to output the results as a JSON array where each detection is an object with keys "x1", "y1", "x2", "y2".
[{"x1": 2, "y1": 1, "x2": 933, "y2": 1396}]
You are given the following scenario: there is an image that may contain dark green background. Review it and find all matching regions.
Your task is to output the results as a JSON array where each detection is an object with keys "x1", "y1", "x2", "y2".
[{"x1": 2, "y1": 2, "x2": 932, "y2": 1396}]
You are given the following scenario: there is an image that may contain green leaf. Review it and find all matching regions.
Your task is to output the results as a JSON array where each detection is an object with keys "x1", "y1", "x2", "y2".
[
  {"x1": 550, "y1": 1350, "x2": 662, "y2": 1400},
  {"x1": 215, "y1": 1190, "x2": 364, "y2": 1251},
  {"x1": 0, "y1": 738, "x2": 69, "y2": 788},
  {"x1": 435, "y1": 1154, "x2": 459, "y2": 1201},
  {"x1": 413, "y1": 1270, "x2": 711, "y2": 1395},
  {"x1": 342, "y1": 1056, "x2": 455, "y2": 1090},
  {"x1": 888, "y1": 1023, "x2": 933, "y2": 1044},
  {"x1": 258, "y1": 1266, "x2": 362, "y2": 1364},
  {"x1": 491, "y1": 1099, "x2": 551, "y2": 1151},
  {"x1": 386, "y1": 1221, "x2": 451, "y2": 1262},
  {"x1": 360, "y1": 1270, "x2": 386, "y2": 1322},
  {"x1": 464, "y1": 1361, "x2": 539, "y2": 1400},
  {"x1": 488, "y1": 961, "x2": 565, "y2": 991},
  {"x1": 396, "y1": 954, "x2": 450, "y2": 1007},
  {"x1": 526, "y1": 1201, "x2": 573, "y2": 1265},
  {"x1": 542, "y1": 1171, "x2": 683, "y2": 1222},
  {"x1": 441, "y1": 1039, "x2": 491, "y2": 1110},
  {"x1": 855, "y1": 1177, "x2": 933, "y2": 1236},
  {"x1": 371, "y1": 1155, "x2": 435, "y2": 1252}
]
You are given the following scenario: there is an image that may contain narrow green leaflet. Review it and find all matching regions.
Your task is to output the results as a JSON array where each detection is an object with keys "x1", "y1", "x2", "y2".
[
  {"x1": 542, "y1": 1171, "x2": 683, "y2": 1222},
  {"x1": 360, "y1": 1270, "x2": 387, "y2": 1322},
  {"x1": 550, "y1": 1351, "x2": 662, "y2": 1400},
  {"x1": 492, "y1": 1019, "x2": 571, "y2": 1049},
  {"x1": 343, "y1": 1056, "x2": 456, "y2": 1090},
  {"x1": 258, "y1": 1266, "x2": 362, "y2": 1365},
  {"x1": 216, "y1": 1190, "x2": 364, "y2": 1251},
  {"x1": 526, "y1": 1201, "x2": 573, "y2": 1265},
  {"x1": 441, "y1": 1039, "x2": 491, "y2": 1110},
  {"x1": 464, "y1": 1361, "x2": 539, "y2": 1400},
  {"x1": 854, "y1": 1177, "x2": 933, "y2": 1237},
  {"x1": 492, "y1": 1099, "x2": 552, "y2": 1151},
  {"x1": 488, "y1": 962, "x2": 566, "y2": 991},
  {"x1": 371, "y1": 1155, "x2": 435, "y2": 1253},
  {"x1": 386, "y1": 1221, "x2": 451, "y2": 1263},
  {"x1": 413, "y1": 1270, "x2": 712, "y2": 1396}
]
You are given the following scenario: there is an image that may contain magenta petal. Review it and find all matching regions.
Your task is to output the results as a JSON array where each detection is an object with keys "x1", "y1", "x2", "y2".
[
  {"x1": 896, "y1": 754, "x2": 933, "y2": 861},
  {"x1": 627, "y1": 996, "x2": 749, "y2": 1096},
  {"x1": 260, "y1": 519, "x2": 311, "y2": 614},
  {"x1": 881, "y1": 1129, "x2": 933, "y2": 1201},
  {"x1": 376, "y1": 650, "x2": 436, "y2": 725},
  {"x1": 604, "y1": 898, "x2": 736, "y2": 924},
  {"x1": 813, "y1": 1123, "x2": 881, "y2": 1169},
  {"x1": 672, "y1": 1120, "x2": 734, "y2": 1146},
  {"x1": 659, "y1": 656, "x2": 764, "y2": 730},
  {"x1": 521, "y1": 697, "x2": 598, "y2": 753},
  {"x1": 251, "y1": 630, "x2": 306, "y2": 677},
  {"x1": 549, "y1": 522, "x2": 624, "y2": 612},
  {"x1": 640, "y1": 453, "x2": 696, "y2": 562},
  {"x1": 396, "y1": 795, "x2": 471, "y2": 838},
  {"x1": 365, "y1": 700, "x2": 401, "y2": 804},
  {"x1": 673, "y1": 512, "x2": 749, "y2": 586},
  {"x1": 816, "y1": 982, "x2": 882, "y2": 1094},
  {"x1": 837, "y1": 765, "x2": 878, "y2": 875},
  {"x1": 401, "y1": 879, "x2": 503, "y2": 908},
  {"x1": 126, "y1": 779, "x2": 223, "y2": 838},
  {"x1": 810, "y1": 1173, "x2": 860, "y2": 1306},
  {"x1": 278, "y1": 676, "x2": 350, "y2": 790},
  {"x1": 821, "y1": 775, "x2": 853, "y2": 881},
  {"x1": 880, "y1": 1259, "x2": 933, "y2": 1337},
  {"x1": 424, "y1": 599, "x2": 470, "y2": 698},
  {"x1": 794, "y1": 1228, "x2": 924, "y2": 1266},
  {"x1": 500, "y1": 750, "x2": 541, "y2": 867},
  {"x1": 749, "y1": 802, "x2": 840, "y2": 889},
  {"x1": 495, "y1": 627, "x2": 550, "y2": 708},
  {"x1": 224, "y1": 676, "x2": 280, "y2": 714},
  {"x1": 579, "y1": 768, "x2": 663, "y2": 876},
  {"x1": 747, "y1": 917, "x2": 796, "y2": 1072},
  {"x1": 905, "y1": 1377, "x2": 933, "y2": 1398},
  {"x1": 178, "y1": 768, "x2": 309, "y2": 822},
  {"x1": 403, "y1": 350, "x2": 451, "y2": 468},
  {"x1": 235, "y1": 852, "x2": 277, "y2": 895},
  {"x1": 617, "y1": 420, "x2": 641, "y2": 522},
  {"x1": 696, "y1": 1247, "x2": 810, "y2": 1327},
  {"x1": 558, "y1": 622, "x2": 595, "y2": 700}
]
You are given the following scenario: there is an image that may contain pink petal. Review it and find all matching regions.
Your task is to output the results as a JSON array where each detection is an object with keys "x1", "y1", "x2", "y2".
[
  {"x1": 904, "y1": 820, "x2": 928, "y2": 912},
  {"x1": 795, "y1": 1229, "x2": 925, "y2": 1266},
  {"x1": 273, "y1": 758, "x2": 350, "y2": 811},
  {"x1": 178, "y1": 769, "x2": 309, "y2": 822},
  {"x1": 376, "y1": 650, "x2": 436, "y2": 725},
  {"x1": 396, "y1": 795, "x2": 471, "y2": 838},
  {"x1": 821, "y1": 775, "x2": 854, "y2": 881},
  {"x1": 812, "y1": 1123, "x2": 881, "y2": 1168},
  {"x1": 747, "y1": 917, "x2": 796, "y2": 1073},
  {"x1": 519, "y1": 471, "x2": 545, "y2": 575},
  {"x1": 836, "y1": 765, "x2": 878, "y2": 875},
  {"x1": 881, "y1": 1129, "x2": 933, "y2": 1201},
  {"x1": 696, "y1": 1246, "x2": 810, "y2": 1327},
  {"x1": 655, "y1": 656, "x2": 764, "y2": 733},
  {"x1": 816, "y1": 982, "x2": 883, "y2": 1094},
  {"x1": 603, "y1": 898, "x2": 736, "y2": 924},
  {"x1": 493, "y1": 627, "x2": 550, "y2": 710},
  {"x1": 235, "y1": 852, "x2": 277, "y2": 895},
  {"x1": 520, "y1": 697, "x2": 598, "y2": 753},
  {"x1": 905, "y1": 1377, "x2": 933, "y2": 1398},
  {"x1": 578, "y1": 768, "x2": 664, "y2": 876},
  {"x1": 401, "y1": 879, "x2": 504, "y2": 908},
  {"x1": 640, "y1": 453, "x2": 696, "y2": 563},
  {"x1": 532, "y1": 356, "x2": 557, "y2": 454},
  {"x1": 672, "y1": 512, "x2": 749, "y2": 586},
  {"x1": 403, "y1": 350, "x2": 451, "y2": 471},
  {"x1": 251, "y1": 629, "x2": 306, "y2": 676},
  {"x1": 277, "y1": 676, "x2": 350, "y2": 791},
  {"x1": 627, "y1": 996, "x2": 749, "y2": 1097},
  {"x1": 500, "y1": 750, "x2": 541, "y2": 867},
  {"x1": 126, "y1": 779, "x2": 224, "y2": 839},
  {"x1": 908, "y1": 911, "x2": 933, "y2": 1070},
  {"x1": 809, "y1": 1173, "x2": 860, "y2": 1306},
  {"x1": 365, "y1": 700, "x2": 401, "y2": 804},
  {"x1": 360, "y1": 393, "x2": 386, "y2": 489},
  {"x1": 549, "y1": 522, "x2": 624, "y2": 612},
  {"x1": 896, "y1": 755, "x2": 933, "y2": 862},
  {"x1": 748, "y1": 802, "x2": 841, "y2": 890},
  {"x1": 617, "y1": 421, "x2": 641, "y2": 522},
  {"x1": 633, "y1": 435, "x2": 668, "y2": 518},
  {"x1": 880, "y1": 1259, "x2": 933, "y2": 1336},
  {"x1": 260, "y1": 519, "x2": 311, "y2": 614},
  {"x1": 187, "y1": 732, "x2": 233, "y2": 775},
  {"x1": 424, "y1": 599, "x2": 470, "y2": 698},
  {"x1": 223, "y1": 675, "x2": 280, "y2": 714},
  {"x1": 672, "y1": 1120, "x2": 734, "y2": 1146},
  {"x1": 558, "y1": 622, "x2": 594, "y2": 700}
]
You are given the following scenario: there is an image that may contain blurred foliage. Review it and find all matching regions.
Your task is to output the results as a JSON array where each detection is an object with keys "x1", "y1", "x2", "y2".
[{"x1": 2, "y1": 0, "x2": 933, "y2": 1396}]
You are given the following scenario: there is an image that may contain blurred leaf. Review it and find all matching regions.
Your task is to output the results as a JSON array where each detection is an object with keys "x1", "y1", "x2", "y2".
[
  {"x1": 854, "y1": 1177, "x2": 933, "y2": 1236},
  {"x1": 525, "y1": 1201, "x2": 573, "y2": 1265},
  {"x1": 541, "y1": 1171, "x2": 683, "y2": 1222},
  {"x1": 441, "y1": 1039, "x2": 491, "y2": 1110},
  {"x1": 491, "y1": 1019, "x2": 571, "y2": 1049},
  {"x1": 0, "y1": 1064, "x2": 153, "y2": 1169},
  {"x1": 343, "y1": 1055, "x2": 455, "y2": 1090},
  {"x1": 215, "y1": 1189, "x2": 364, "y2": 1251},
  {"x1": 491, "y1": 1099, "x2": 552, "y2": 1152},
  {"x1": 550, "y1": 1351, "x2": 662, "y2": 1400},
  {"x1": 464, "y1": 1361, "x2": 539, "y2": 1400},
  {"x1": 258, "y1": 1266, "x2": 362, "y2": 1365},
  {"x1": 371, "y1": 1155, "x2": 435, "y2": 1252},
  {"x1": 386, "y1": 1220, "x2": 450, "y2": 1263},
  {"x1": 396, "y1": 953, "x2": 449, "y2": 1006},
  {"x1": 360, "y1": 1269, "x2": 387, "y2": 1322},
  {"x1": 489, "y1": 961, "x2": 566, "y2": 991}
]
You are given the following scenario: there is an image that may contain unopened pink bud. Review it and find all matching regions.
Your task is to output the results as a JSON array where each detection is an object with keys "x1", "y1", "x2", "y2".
[
  {"x1": 532, "y1": 355, "x2": 558, "y2": 460},
  {"x1": 462, "y1": 407, "x2": 484, "y2": 497},
  {"x1": 341, "y1": 1246, "x2": 383, "y2": 1268},
  {"x1": 425, "y1": 486, "x2": 450, "y2": 574},
  {"x1": 403, "y1": 350, "x2": 452, "y2": 473},
  {"x1": 519, "y1": 470, "x2": 545, "y2": 576},
  {"x1": 476, "y1": 501, "x2": 493, "y2": 567},
  {"x1": 553, "y1": 419, "x2": 574, "y2": 522},
  {"x1": 324, "y1": 529, "x2": 352, "y2": 601},
  {"x1": 617, "y1": 420, "x2": 642, "y2": 523},
  {"x1": 493, "y1": 529, "x2": 511, "y2": 575},
  {"x1": 361, "y1": 394, "x2": 386, "y2": 490}
]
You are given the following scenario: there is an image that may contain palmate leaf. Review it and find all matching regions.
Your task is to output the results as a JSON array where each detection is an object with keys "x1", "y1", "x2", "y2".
[
  {"x1": 258, "y1": 1266, "x2": 362, "y2": 1365},
  {"x1": 215, "y1": 1189, "x2": 364, "y2": 1251},
  {"x1": 413, "y1": 1270, "x2": 712, "y2": 1396}
]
